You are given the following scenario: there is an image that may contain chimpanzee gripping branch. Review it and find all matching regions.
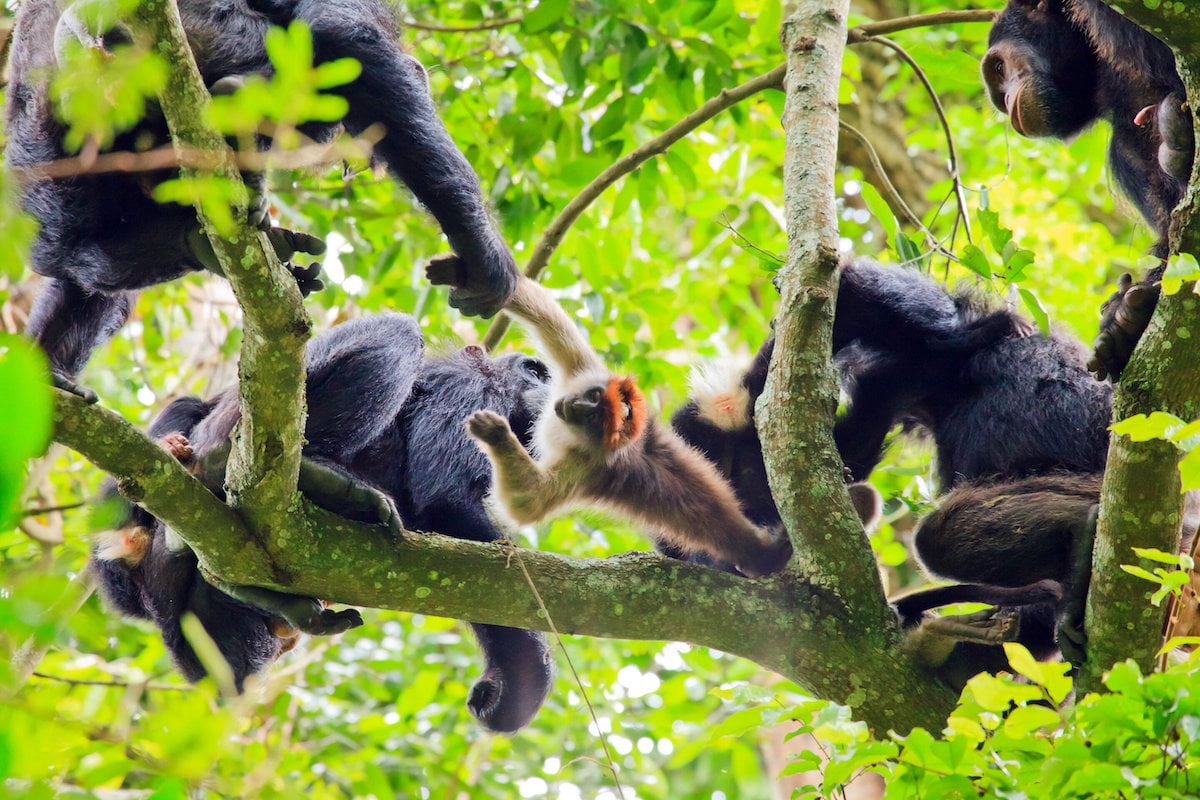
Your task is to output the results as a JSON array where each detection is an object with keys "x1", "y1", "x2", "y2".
[
  {"x1": 129, "y1": 0, "x2": 310, "y2": 525},
  {"x1": 51, "y1": 385, "x2": 965, "y2": 731},
  {"x1": 1075, "y1": 3, "x2": 1200, "y2": 694}
]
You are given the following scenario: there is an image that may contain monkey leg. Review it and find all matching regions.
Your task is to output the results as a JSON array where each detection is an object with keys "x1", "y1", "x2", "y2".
[
  {"x1": 466, "y1": 410, "x2": 564, "y2": 524},
  {"x1": 1056, "y1": 504, "x2": 1100, "y2": 668}
]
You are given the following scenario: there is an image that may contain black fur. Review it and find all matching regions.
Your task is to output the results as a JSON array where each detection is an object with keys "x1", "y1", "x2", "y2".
[
  {"x1": 671, "y1": 259, "x2": 1116, "y2": 672},
  {"x1": 983, "y1": 1, "x2": 1194, "y2": 380},
  {"x1": 92, "y1": 397, "x2": 293, "y2": 692},
  {"x1": 92, "y1": 313, "x2": 555, "y2": 731},
  {"x1": 984, "y1": 0, "x2": 1190, "y2": 248},
  {"x1": 10, "y1": 0, "x2": 519, "y2": 387}
]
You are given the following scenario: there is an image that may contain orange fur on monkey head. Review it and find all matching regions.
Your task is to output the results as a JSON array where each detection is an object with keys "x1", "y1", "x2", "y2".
[{"x1": 602, "y1": 376, "x2": 647, "y2": 450}]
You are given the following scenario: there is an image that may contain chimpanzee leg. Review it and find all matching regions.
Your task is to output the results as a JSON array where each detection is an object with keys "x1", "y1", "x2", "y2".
[{"x1": 26, "y1": 279, "x2": 134, "y2": 399}]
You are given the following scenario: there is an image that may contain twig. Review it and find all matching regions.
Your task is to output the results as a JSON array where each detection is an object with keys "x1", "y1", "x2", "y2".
[
  {"x1": 482, "y1": 64, "x2": 787, "y2": 351},
  {"x1": 507, "y1": 545, "x2": 626, "y2": 797},
  {"x1": 858, "y1": 34, "x2": 974, "y2": 243},
  {"x1": 12, "y1": 130, "x2": 380, "y2": 183},
  {"x1": 838, "y1": 119, "x2": 948, "y2": 256},
  {"x1": 20, "y1": 501, "x2": 87, "y2": 517},
  {"x1": 405, "y1": 16, "x2": 523, "y2": 33},
  {"x1": 849, "y1": 9, "x2": 996, "y2": 41},
  {"x1": 30, "y1": 671, "x2": 191, "y2": 691},
  {"x1": 481, "y1": 9, "x2": 996, "y2": 350}
]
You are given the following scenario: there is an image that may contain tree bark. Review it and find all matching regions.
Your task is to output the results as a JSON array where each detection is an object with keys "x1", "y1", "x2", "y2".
[
  {"x1": 1078, "y1": 4, "x2": 1200, "y2": 692},
  {"x1": 129, "y1": 0, "x2": 309, "y2": 531}
]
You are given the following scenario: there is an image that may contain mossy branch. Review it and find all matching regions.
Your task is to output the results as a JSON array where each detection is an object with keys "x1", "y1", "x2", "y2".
[
  {"x1": 1078, "y1": 3, "x2": 1200, "y2": 692},
  {"x1": 128, "y1": 0, "x2": 309, "y2": 523}
]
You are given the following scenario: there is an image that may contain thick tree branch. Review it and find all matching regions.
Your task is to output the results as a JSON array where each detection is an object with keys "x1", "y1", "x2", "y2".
[
  {"x1": 128, "y1": 1, "x2": 309, "y2": 523},
  {"x1": 759, "y1": 0, "x2": 957, "y2": 733},
  {"x1": 1078, "y1": 4, "x2": 1200, "y2": 692}
]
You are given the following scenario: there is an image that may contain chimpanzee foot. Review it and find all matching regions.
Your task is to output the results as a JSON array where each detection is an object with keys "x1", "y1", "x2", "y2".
[
  {"x1": 298, "y1": 457, "x2": 404, "y2": 535},
  {"x1": 218, "y1": 582, "x2": 364, "y2": 636},
  {"x1": 51, "y1": 371, "x2": 98, "y2": 404},
  {"x1": 1088, "y1": 274, "x2": 1158, "y2": 382},
  {"x1": 1150, "y1": 95, "x2": 1194, "y2": 181},
  {"x1": 922, "y1": 607, "x2": 1021, "y2": 644}
]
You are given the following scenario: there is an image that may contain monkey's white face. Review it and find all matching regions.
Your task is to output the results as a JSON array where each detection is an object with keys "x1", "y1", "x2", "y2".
[
  {"x1": 688, "y1": 359, "x2": 752, "y2": 432},
  {"x1": 533, "y1": 369, "x2": 616, "y2": 463}
]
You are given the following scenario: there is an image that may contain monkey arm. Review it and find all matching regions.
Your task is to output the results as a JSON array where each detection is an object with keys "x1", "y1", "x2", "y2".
[
  {"x1": 494, "y1": 277, "x2": 605, "y2": 378},
  {"x1": 466, "y1": 410, "x2": 567, "y2": 524}
]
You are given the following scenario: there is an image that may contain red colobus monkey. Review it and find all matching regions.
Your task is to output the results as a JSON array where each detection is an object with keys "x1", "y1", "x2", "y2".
[{"x1": 428, "y1": 267, "x2": 793, "y2": 578}]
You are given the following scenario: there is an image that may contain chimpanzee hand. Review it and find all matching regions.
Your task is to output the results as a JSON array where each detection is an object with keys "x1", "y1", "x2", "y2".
[
  {"x1": 425, "y1": 250, "x2": 520, "y2": 319},
  {"x1": 1087, "y1": 273, "x2": 1159, "y2": 382},
  {"x1": 264, "y1": 226, "x2": 326, "y2": 297}
]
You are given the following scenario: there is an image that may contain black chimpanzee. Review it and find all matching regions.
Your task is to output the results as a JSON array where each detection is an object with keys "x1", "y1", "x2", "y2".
[
  {"x1": 92, "y1": 313, "x2": 555, "y2": 732},
  {"x1": 10, "y1": 0, "x2": 519, "y2": 398},
  {"x1": 670, "y1": 259, "x2": 1124, "y2": 678},
  {"x1": 981, "y1": 0, "x2": 1194, "y2": 380}
]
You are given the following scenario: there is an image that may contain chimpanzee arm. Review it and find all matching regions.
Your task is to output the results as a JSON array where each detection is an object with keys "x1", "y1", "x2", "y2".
[
  {"x1": 467, "y1": 623, "x2": 554, "y2": 733},
  {"x1": 300, "y1": 7, "x2": 518, "y2": 318}
]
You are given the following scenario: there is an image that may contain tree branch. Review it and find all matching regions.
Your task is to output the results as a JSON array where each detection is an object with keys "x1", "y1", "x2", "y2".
[
  {"x1": 481, "y1": 65, "x2": 787, "y2": 350},
  {"x1": 128, "y1": 1, "x2": 309, "y2": 526},
  {"x1": 480, "y1": 9, "x2": 997, "y2": 351},
  {"x1": 758, "y1": 0, "x2": 957, "y2": 733},
  {"x1": 1077, "y1": 4, "x2": 1200, "y2": 693}
]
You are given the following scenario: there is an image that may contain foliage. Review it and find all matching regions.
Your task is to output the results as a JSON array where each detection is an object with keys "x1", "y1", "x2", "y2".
[
  {"x1": 786, "y1": 648, "x2": 1200, "y2": 799},
  {"x1": 0, "y1": 0, "x2": 1188, "y2": 797}
]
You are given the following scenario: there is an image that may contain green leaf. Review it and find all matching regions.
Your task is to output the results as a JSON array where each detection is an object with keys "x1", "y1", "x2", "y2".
[
  {"x1": 960, "y1": 244, "x2": 992, "y2": 279},
  {"x1": 0, "y1": 336, "x2": 52, "y2": 528},
  {"x1": 1111, "y1": 411, "x2": 1188, "y2": 442},
  {"x1": 1018, "y1": 288, "x2": 1050, "y2": 336},
  {"x1": 1162, "y1": 252, "x2": 1200, "y2": 295},
  {"x1": 1181, "y1": 447, "x2": 1200, "y2": 491},
  {"x1": 523, "y1": 0, "x2": 570, "y2": 33}
]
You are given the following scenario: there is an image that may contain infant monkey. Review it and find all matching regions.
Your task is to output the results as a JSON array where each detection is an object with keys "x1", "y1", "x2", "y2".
[{"x1": 429, "y1": 267, "x2": 792, "y2": 577}]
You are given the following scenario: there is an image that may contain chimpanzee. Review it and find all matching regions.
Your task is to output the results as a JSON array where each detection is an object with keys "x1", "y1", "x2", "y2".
[
  {"x1": 90, "y1": 395, "x2": 365, "y2": 692},
  {"x1": 670, "y1": 259, "x2": 1120, "y2": 676},
  {"x1": 92, "y1": 313, "x2": 555, "y2": 732},
  {"x1": 9, "y1": 0, "x2": 519, "y2": 398},
  {"x1": 981, "y1": 0, "x2": 1194, "y2": 380}
]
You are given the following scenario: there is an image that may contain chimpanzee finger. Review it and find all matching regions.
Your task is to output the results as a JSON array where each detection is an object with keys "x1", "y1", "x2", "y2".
[
  {"x1": 426, "y1": 253, "x2": 467, "y2": 287},
  {"x1": 267, "y1": 227, "x2": 327, "y2": 260}
]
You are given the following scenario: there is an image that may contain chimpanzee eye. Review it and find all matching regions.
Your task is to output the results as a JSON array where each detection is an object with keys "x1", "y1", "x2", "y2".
[{"x1": 523, "y1": 359, "x2": 549, "y2": 383}]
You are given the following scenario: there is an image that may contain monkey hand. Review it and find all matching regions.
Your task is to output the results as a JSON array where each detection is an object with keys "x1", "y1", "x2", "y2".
[
  {"x1": 466, "y1": 410, "x2": 515, "y2": 447},
  {"x1": 425, "y1": 249, "x2": 519, "y2": 319},
  {"x1": 1087, "y1": 273, "x2": 1158, "y2": 382}
]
